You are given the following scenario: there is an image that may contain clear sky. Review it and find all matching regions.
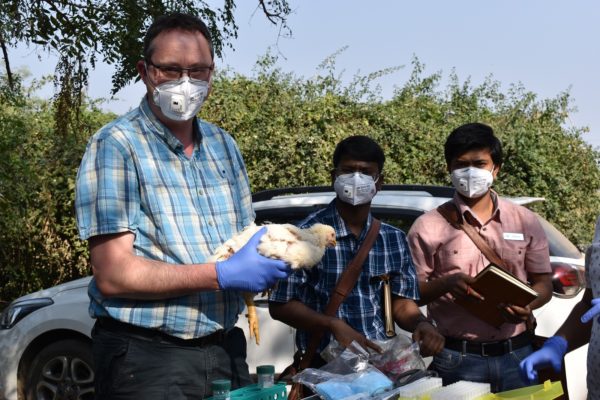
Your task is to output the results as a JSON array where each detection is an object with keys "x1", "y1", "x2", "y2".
[{"x1": 10, "y1": 0, "x2": 600, "y2": 148}]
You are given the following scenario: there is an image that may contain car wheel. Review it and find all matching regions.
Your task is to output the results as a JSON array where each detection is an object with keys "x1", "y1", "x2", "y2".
[{"x1": 25, "y1": 339, "x2": 94, "y2": 400}]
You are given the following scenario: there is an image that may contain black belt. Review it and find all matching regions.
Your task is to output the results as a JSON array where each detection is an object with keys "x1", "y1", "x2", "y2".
[
  {"x1": 97, "y1": 317, "x2": 225, "y2": 347},
  {"x1": 444, "y1": 331, "x2": 533, "y2": 357}
]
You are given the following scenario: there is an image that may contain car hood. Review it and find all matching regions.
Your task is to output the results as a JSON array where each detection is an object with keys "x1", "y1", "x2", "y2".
[
  {"x1": 12, "y1": 276, "x2": 92, "y2": 302},
  {"x1": 254, "y1": 190, "x2": 545, "y2": 213}
]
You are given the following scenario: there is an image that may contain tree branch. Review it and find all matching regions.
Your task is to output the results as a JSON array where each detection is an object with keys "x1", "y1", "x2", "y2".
[
  {"x1": 0, "y1": 34, "x2": 14, "y2": 90},
  {"x1": 258, "y1": 0, "x2": 286, "y2": 25}
]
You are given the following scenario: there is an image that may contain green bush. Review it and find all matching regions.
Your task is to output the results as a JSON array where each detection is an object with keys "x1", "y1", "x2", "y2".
[
  {"x1": 0, "y1": 77, "x2": 115, "y2": 304},
  {"x1": 203, "y1": 56, "x2": 600, "y2": 249},
  {"x1": 1, "y1": 55, "x2": 598, "y2": 302}
]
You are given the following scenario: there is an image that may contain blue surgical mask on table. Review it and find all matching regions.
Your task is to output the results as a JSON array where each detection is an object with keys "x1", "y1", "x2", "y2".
[
  {"x1": 334, "y1": 172, "x2": 377, "y2": 205},
  {"x1": 450, "y1": 166, "x2": 494, "y2": 198},
  {"x1": 152, "y1": 76, "x2": 209, "y2": 121}
]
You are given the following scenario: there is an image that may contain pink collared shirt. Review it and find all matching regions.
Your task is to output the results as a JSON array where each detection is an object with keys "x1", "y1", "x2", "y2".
[{"x1": 408, "y1": 191, "x2": 551, "y2": 341}]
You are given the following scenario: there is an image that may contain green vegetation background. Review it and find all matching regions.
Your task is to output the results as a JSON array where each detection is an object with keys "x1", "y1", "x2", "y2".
[{"x1": 1, "y1": 55, "x2": 598, "y2": 303}]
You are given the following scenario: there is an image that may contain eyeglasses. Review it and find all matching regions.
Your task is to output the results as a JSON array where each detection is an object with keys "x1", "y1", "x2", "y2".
[{"x1": 146, "y1": 60, "x2": 214, "y2": 81}]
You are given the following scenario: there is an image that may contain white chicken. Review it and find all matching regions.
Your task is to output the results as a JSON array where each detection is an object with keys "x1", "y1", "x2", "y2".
[{"x1": 209, "y1": 222, "x2": 337, "y2": 344}]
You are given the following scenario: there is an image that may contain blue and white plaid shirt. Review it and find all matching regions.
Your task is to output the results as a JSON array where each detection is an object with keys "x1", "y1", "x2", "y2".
[
  {"x1": 269, "y1": 200, "x2": 419, "y2": 352},
  {"x1": 76, "y1": 97, "x2": 254, "y2": 339}
]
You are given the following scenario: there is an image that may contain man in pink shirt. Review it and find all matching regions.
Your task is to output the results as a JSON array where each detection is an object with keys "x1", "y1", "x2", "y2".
[{"x1": 407, "y1": 122, "x2": 553, "y2": 392}]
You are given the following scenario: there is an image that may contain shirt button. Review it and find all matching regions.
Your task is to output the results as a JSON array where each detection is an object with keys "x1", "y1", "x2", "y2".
[
  {"x1": 208, "y1": 220, "x2": 214, "y2": 226},
  {"x1": 454, "y1": 250, "x2": 458, "y2": 254},
  {"x1": 198, "y1": 189, "x2": 204, "y2": 195}
]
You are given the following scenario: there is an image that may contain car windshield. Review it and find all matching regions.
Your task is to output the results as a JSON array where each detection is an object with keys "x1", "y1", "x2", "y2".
[{"x1": 534, "y1": 214, "x2": 583, "y2": 259}]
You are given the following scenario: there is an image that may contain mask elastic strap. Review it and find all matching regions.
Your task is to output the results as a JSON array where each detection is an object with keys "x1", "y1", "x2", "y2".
[
  {"x1": 144, "y1": 62, "x2": 158, "y2": 90},
  {"x1": 144, "y1": 63, "x2": 162, "y2": 107}
]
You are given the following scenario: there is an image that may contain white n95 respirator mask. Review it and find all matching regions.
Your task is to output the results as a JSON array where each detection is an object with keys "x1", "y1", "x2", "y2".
[
  {"x1": 152, "y1": 77, "x2": 209, "y2": 121},
  {"x1": 450, "y1": 166, "x2": 494, "y2": 198},
  {"x1": 334, "y1": 172, "x2": 377, "y2": 206}
]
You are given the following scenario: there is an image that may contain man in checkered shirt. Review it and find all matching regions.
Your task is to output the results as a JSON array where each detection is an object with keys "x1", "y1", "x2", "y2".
[
  {"x1": 269, "y1": 136, "x2": 444, "y2": 368},
  {"x1": 75, "y1": 13, "x2": 290, "y2": 399}
]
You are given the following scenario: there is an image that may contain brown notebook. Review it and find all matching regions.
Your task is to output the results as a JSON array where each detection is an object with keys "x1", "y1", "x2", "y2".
[{"x1": 454, "y1": 264, "x2": 539, "y2": 328}]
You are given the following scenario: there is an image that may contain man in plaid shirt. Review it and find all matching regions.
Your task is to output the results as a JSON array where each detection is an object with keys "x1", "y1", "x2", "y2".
[
  {"x1": 269, "y1": 136, "x2": 444, "y2": 364},
  {"x1": 75, "y1": 13, "x2": 290, "y2": 399}
]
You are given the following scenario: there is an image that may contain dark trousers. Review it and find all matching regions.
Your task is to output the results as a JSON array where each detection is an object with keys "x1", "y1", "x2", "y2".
[
  {"x1": 92, "y1": 320, "x2": 251, "y2": 399},
  {"x1": 430, "y1": 332, "x2": 534, "y2": 393}
]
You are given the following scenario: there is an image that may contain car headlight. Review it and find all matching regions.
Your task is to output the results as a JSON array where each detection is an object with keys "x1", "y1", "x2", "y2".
[{"x1": 0, "y1": 298, "x2": 54, "y2": 329}]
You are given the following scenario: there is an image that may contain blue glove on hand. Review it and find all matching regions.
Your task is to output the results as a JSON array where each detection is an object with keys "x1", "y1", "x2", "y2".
[
  {"x1": 519, "y1": 335, "x2": 568, "y2": 384},
  {"x1": 215, "y1": 227, "x2": 291, "y2": 292},
  {"x1": 581, "y1": 298, "x2": 600, "y2": 324}
]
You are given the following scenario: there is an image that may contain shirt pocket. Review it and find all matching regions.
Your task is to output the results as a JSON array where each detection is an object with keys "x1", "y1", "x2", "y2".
[
  {"x1": 195, "y1": 155, "x2": 238, "y2": 219},
  {"x1": 141, "y1": 170, "x2": 200, "y2": 235},
  {"x1": 436, "y1": 242, "x2": 477, "y2": 275},
  {"x1": 500, "y1": 240, "x2": 526, "y2": 273},
  {"x1": 363, "y1": 271, "x2": 386, "y2": 298}
]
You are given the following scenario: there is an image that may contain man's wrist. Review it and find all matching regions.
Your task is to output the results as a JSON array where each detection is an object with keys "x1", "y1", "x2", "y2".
[
  {"x1": 414, "y1": 314, "x2": 435, "y2": 329},
  {"x1": 324, "y1": 315, "x2": 338, "y2": 331},
  {"x1": 545, "y1": 335, "x2": 568, "y2": 356}
]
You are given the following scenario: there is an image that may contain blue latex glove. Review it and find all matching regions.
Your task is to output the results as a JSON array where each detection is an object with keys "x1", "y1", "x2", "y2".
[
  {"x1": 215, "y1": 227, "x2": 291, "y2": 292},
  {"x1": 519, "y1": 335, "x2": 568, "y2": 384},
  {"x1": 581, "y1": 298, "x2": 600, "y2": 323}
]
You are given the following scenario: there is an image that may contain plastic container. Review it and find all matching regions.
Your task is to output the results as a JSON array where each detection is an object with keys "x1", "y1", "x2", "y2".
[
  {"x1": 393, "y1": 379, "x2": 563, "y2": 400},
  {"x1": 491, "y1": 380, "x2": 564, "y2": 400},
  {"x1": 429, "y1": 380, "x2": 490, "y2": 400},
  {"x1": 212, "y1": 379, "x2": 232, "y2": 400},
  {"x1": 206, "y1": 382, "x2": 287, "y2": 400},
  {"x1": 256, "y1": 365, "x2": 275, "y2": 388},
  {"x1": 397, "y1": 376, "x2": 443, "y2": 400}
]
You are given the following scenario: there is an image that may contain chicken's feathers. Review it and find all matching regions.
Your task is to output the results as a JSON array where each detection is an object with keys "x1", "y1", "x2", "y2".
[{"x1": 209, "y1": 222, "x2": 336, "y2": 269}]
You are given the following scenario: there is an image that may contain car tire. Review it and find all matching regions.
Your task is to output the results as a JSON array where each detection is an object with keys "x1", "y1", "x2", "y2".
[{"x1": 25, "y1": 339, "x2": 95, "y2": 400}]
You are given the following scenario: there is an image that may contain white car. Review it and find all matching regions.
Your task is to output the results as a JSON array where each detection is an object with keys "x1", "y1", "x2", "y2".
[{"x1": 0, "y1": 185, "x2": 588, "y2": 400}]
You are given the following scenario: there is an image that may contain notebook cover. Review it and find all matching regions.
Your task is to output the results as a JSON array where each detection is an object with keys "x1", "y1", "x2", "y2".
[{"x1": 454, "y1": 264, "x2": 539, "y2": 328}]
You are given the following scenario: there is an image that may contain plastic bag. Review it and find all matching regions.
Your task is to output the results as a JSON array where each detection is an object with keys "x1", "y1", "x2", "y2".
[
  {"x1": 368, "y1": 334, "x2": 426, "y2": 380},
  {"x1": 320, "y1": 334, "x2": 426, "y2": 381},
  {"x1": 293, "y1": 342, "x2": 394, "y2": 400}
]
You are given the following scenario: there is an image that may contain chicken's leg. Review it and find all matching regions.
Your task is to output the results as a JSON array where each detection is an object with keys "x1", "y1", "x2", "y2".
[{"x1": 243, "y1": 291, "x2": 260, "y2": 345}]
